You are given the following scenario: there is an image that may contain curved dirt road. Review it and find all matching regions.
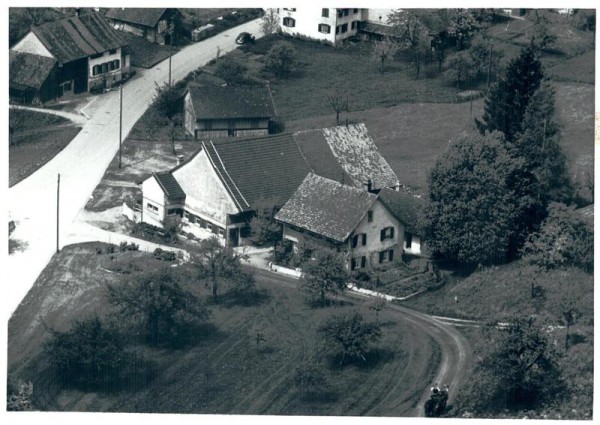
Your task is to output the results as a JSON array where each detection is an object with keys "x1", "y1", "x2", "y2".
[{"x1": 249, "y1": 268, "x2": 472, "y2": 417}]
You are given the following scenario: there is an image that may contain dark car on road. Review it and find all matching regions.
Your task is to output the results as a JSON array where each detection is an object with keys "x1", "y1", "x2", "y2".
[{"x1": 235, "y1": 32, "x2": 255, "y2": 44}]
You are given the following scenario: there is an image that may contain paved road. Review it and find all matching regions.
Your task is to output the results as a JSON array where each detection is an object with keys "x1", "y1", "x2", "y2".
[
  {"x1": 7, "y1": 19, "x2": 263, "y2": 316},
  {"x1": 248, "y1": 267, "x2": 472, "y2": 417}
]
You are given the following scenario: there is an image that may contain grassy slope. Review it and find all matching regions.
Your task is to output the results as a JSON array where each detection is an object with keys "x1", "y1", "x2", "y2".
[
  {"x1": 9, "y1": 244, "x2": 438, "y2": 415},
  {"x1": 9, "y1": 109, "x2": 81, "y2": 187}
]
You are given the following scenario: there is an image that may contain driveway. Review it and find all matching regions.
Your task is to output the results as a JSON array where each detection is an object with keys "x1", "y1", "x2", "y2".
[{"x1": 7, "y1": 18, "x2": 263, "y2": 316}]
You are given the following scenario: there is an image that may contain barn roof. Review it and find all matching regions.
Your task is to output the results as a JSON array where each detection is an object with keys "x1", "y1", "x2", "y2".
[
  {"x1": 105, "y1": 8, "x2": 171, "y2": 28},
  {"x1": 31, "y1": 12, "x2": 127, "y2": 64},
  {"x1": 275, "y1": 173, "x2": 378, "y2": 243},
  {"x1": 377, "y1": 188, "x2": 423, "y2": 233},
  {"x1": 201, "y1": 134, "x2": 311, "y2": 211},
  {"x1": 187, "y1": 84, "x2": 276, "y2": 120},
  {"x1": 293, "y1": 123, "x2": 399, "y2": 191},
  {"x1": 9, "y1": 51, "x2": 56, "y2": 90}
]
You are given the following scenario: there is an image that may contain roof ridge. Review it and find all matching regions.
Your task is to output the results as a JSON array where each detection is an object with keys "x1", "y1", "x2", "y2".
[
  {"x1": 210, "y1": 140, "x2": 250, "y2": 208},
  {"x1": 202, "y1": 141, "x2": 244, "y2": 211}
]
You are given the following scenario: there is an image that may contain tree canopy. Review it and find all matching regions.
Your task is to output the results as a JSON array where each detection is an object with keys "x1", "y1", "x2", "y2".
[
  {"x1": 300, "y1": 248, "x2": 349, "y2": 305},
  {"x1": 107, "y1": 268, "x2": 210, "y2": 345},
  {"x1": 476, "y1": 45, "x2": 543, "y2": 142},
  {"x1": 264, "y1": 41, "x2": 297, "y2": 76},
  {"x1": 424, "y1": 131, "x2": 539, "y2": 265}
]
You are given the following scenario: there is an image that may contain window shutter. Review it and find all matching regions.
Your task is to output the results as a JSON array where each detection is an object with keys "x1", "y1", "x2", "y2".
[
  {"x1": 362, "y1": 234, "x2": 367, "y2": 245},
  {"x1": 351, "y1": 258, "x2": 356, "y2": 271},
  {"x1": 361, "y1": 256, "x2": 366, "y2": 268},
  {"x1": 390, "y1": 227, "x2": 395, "y2": 239},
  {"x1": 379, "y1": 251, "x2": 384, "y2": 263},
  {"x1": 389, "y1": 249, "x2": 394, "y2": 262},
  {"x1": 380, "y1": 229, "x2": 385, "y2": 241}
]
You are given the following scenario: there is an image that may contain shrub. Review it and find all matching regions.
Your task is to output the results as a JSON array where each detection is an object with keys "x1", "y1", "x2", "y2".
[
  {"x1": 293, "y1": 360, "x2": 330, "y2": 400},
  {"x1": 153, "y1": 248, "x2": 177, "y2": 262},
  {"x1": 106, "y1": 245, "x2": 116, "y2": 254},
  {"x1": 264, "y1": 41, "x2": 298, "y2": 76}
]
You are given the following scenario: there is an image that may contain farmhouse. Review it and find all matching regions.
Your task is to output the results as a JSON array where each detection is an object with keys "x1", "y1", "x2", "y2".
[
  {"x1": 183, "y1": 84, "x2": 277, "y2": 140},
  {"x1": 139, "y1": 123, "x2": 406, "y2": 249},
  {"x1": 11, "y1": 12, "x2": 131, "y2": 96},
  {"x1": 9, "y1": 51, "x2": 58, "y2": 104},
  {"x1": 278, "y1": 8, "x2": 395, "y2": 45},
  {"x1": 140, "y1": 134, "x2": 311, "y2": 246},
  {"x1": 105, "y1": 8, "x2": 180, "y2": 45},
  {"x1": 275, "y1": 173, "x2": 409, "y2": 270}
]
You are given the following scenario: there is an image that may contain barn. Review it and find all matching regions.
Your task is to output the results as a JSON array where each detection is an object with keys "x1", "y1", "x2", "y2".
[
  {"x1": 105, "y1": 8, "x2": 180, "y2": 45},
  {"x1": 9, "y1": 51, "x2": 58, "y2": 105}
]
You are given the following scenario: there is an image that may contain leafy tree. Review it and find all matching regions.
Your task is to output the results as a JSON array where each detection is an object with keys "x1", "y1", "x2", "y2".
[
  {"x1": 107, "y1": 268, "x2": 210, "y2": 345},
  {"x1": 247, "y1": 198, "x2": 283, "y2": 249},
  {"x1": 522, "y1": 202, "x2": 593, "y2": 273},
  {"x1": 447, "y1": 9, "x2": 481, "y2": 50},
  {"x1": 214, "y1": 56, "x2": 248, "y2": 85},
  {"x1": 372, "y1": 35, "x2": 399, "y2": 73},
  {"x1": 300, "y1": 248, "x2": 349, "y2": 305},
  {"x1": 388, "y1": 9, "x2": 431, "y2": 78},
  {"x1": 424, "y1": 131, "x2": 538, "y2": 265},
  {"x1": 260, "y1": 8, "x2": 280, "y2": 35},
  {"x1": 459, "y1": 317, "x2": 564, "y2": 413},
  {"x1": 194, "y1": 236, "x2": 253, "y2": 299},
  {"x1": 6, "y1": 378, "x2": 33, "y2": 411},
  {"x1": 319, "y1": 311, "x2": 382, "y2": 365},
  {"x1": 468, "y1": 35, "x2": 504, "y2": 85},
  {"x1": 445, "y1": 50, "x2": 476, "y2": 88},
  {"x1": 44, "y1": 316, "x2": 128, "y2": 388},
  {"x1": 327, "y1": 91, "x2": 349, "y2": 125},
  {"x1": 571, "y1": 9, "x2": 596, "y2": 32},
  {"x1": 264, "y1": 41, "x2": 297, "y2": 77},
  {"x1": 476, "y1": 45, "x2": 543, "y2": 142},
  {"x1": 531, "y1": 10, "x2": 557, "y2": 50},
  {"x1": 511, "y1": 83, "x2": 573, "y2": 205},
  {"x1": 153, "y1": 82, "x2": 182, "y2": 120}
]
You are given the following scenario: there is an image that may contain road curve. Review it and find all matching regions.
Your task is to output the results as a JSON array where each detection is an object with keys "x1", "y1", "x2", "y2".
[
  {"x1": 7, "y1": 19, "x2": 263, "y2": 317},
  {"x1": 250, "y1": 267, "x2": 472, "y2": 417}
]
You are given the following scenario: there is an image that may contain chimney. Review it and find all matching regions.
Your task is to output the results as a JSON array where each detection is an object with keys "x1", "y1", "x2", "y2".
[
  {"x1": 75, "y1": 8, "x2": 81, "y2": 17},
  {"x1": 176, "y1": 155, "x2": 185, "y2": 166},
  {"x1": 367, "y1": 178, "x2": 373, "y2": 192}
]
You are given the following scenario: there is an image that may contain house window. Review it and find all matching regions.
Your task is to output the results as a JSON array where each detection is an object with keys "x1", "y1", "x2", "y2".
[
  {"x1": 343, "y1": 9, "x2": 350, "y2": 17},
  {"x1": 212, "y1": 225, "x2": 219, "y2": 235},
  {"x1": 361, "y1": 256, "x2": 366, "y2": 268},
  {"x1": 337, "y1": 9, "x2": 343, "y2": 18},
  {"x1": 351, "y1": 256, "x2": 366, "y2": 271},
  {"x1": 318, "y1": 24, "x2": 331, "y2": 34},
  {"x1": 351, "y1": 233, "x2": 367, "y2": 248},
  {"x1": 146, "y1": 202, "x2": 159, "y2": 213},
  {"x1": 351, "y1": 21, "x2": 357, "y2": 30},
  {"x1": 379, "y1": 249, "x2": 394, "y2": 264},
  {"x1": 62, "y1": 81, "x2": 72, "y2": 91},
  {"x1": 335, "y1": 25, "x2": 340, "y2": 34},
  {"x1": 110, "y1": 59, "x2": 120, "y2": 71},
  {"x1": 283, "y1": 8, "x2": 296, "y2": 11},
  {"x1": 380, "y1": 226, "x2": 395, "y2": 241},
  {"x1": 351, "y1": 258, "x2": 357, "y2": 271},
  {"x1": 101, "y1": 62, "x2": 108, "y2": 74},
  {"x1": 283, "y1": 17, "x2": 295, "y2": 27},
  {"x1": 92, "y1": 65, "x2": 101, "y2": 76},
  {"x1": 322, "y1": 8, "x2": 329, "y2": 18},
  {"x1": 341, "y1": 23, "x2": 348, "y2": 33},
  {"x1": 353, "y1": 8, "x2": 359, "y2": 14},
  {"x1": 109, "y1": 48, "x2": 117, "y2": 55},
  {"x1": 219, "y1": 228, "x2": 225, "y2": 237},
  {"x1": 367, "y1": 211, "x2": 373, "y2": 222},
  {"x1": 405, "y1": 232, "x2": 413, "y2": 249}
]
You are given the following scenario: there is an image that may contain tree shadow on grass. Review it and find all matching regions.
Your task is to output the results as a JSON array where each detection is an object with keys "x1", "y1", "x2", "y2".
[
  {"x1": 326, "y1": 348, "x2": 395, "y2": 371},
  {"x1": 217, "y1": 289, "x2": 271, "y2": 308},
  {"x1": 306, "y1": 297, "x2": 355, "y2": 309},
  {"x1": 167, "y1": 322, "x2": 223, "y2": 350}
]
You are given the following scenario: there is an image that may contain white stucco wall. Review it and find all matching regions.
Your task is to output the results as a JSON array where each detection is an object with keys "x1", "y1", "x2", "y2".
[
  {"x1": 171, "y1": 150, "x2": 240, "y2": 227},
  {"x1": 142, "y1": 176, "x2": 166, "y2": 226},
  {"x1": 350, "y1": 199, "x2": 401, "y2": 267},
  {"x1": 404, "y1": 234, "x2": 421, "y2": 255},
  {"x1": 362, "y1": 8, "x2": 394, "y2": 25},
  {"x1": 12, "y1": 32, "x2": 54, "y2": 58},
  {"x1": 280, "y1": 8, "x2": 362, "y2": 44}
]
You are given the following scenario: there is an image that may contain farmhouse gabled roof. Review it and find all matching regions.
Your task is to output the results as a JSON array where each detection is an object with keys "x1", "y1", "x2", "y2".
[
  {"x1": 153, "y1": 171, "x2": 186, "y2": 200},
  {"x1": 105, "y1": 8, "x2": 172, "y2": 28},
  {"x1": 201, "y1": 134, "x2": 311, "y2": 211},
  {"x1": 187, "y1": 84, "x2": 276, "y2": 120},
  {"x1": 377, "y1": 188, "x2": 423, "y2": 234},
  {"x1": 9, "y1": 51, "x2": 57, "y2": 90},
  {"x1": 31, "y1": 12, "x2": 127, "y2": 64},
  {"x1": 293, "y1": 123, "x2": 399, "y2": 191},
  {"x1": 275, "y1": 173, "x2": 378, "y2": 243}
]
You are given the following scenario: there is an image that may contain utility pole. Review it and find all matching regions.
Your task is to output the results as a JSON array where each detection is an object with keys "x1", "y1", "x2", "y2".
[
  {"x1": 119, "y1": 83, "x2": 123, "y2": 168},
  {"x1": 168, "y1": 16, "x2": 174, "y2": 86},
  {"x1": 56, "y1": 173, "x2": 60, "y2": 253}
]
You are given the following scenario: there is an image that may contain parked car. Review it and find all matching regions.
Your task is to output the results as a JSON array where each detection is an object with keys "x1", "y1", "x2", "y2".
[{"x1": 235, "y1": 32, "x2": 255, "y2": 44}]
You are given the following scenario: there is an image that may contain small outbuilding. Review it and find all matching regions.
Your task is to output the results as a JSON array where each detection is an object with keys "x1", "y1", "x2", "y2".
[
  {"x1": 9, "y1": 51, "x2": 58, "y2": 104},
  {"x1": 105, "y1": 8, "x2": 180, "y2": 45}
]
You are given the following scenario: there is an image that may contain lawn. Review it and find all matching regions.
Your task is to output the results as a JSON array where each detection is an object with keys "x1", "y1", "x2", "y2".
[
  {"x1": 9, "y1": 109, "x2": 81, "y2": 187},
  {"x1": 8, "y1": 243, "x2": 439, "y2": 415},
  {"x1": 237, "y1": 35, "x2": 464, "y2": 122}
]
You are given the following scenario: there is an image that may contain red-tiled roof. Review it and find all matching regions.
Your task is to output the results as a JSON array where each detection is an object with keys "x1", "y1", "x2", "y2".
[
  {"x1": 32, "y1": 12, "x2": 127, "y2": 64},
  {"x1": 202, "y1": 134, "x2": 311, "y2": 211},
  {"x1": 187, "y1": 84, "x2": 276, "y2": 120},
  {"x1": 275, "y1": 173, "x2": 378, "y2": 243},
  {"x1": 154, "y1": 171, "x2": 186, "y2": 201},
  {"x1": 9, "y1": 51, "x2": 57, "y2": 90},
  {"x1": 105, "y1": 8, "x2": 170, "y2": 28}
]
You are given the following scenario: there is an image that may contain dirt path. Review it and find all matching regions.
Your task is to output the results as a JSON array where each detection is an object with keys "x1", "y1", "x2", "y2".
[{"x1": 9, "y1": 104, "x2": 88, "y2": 126}]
